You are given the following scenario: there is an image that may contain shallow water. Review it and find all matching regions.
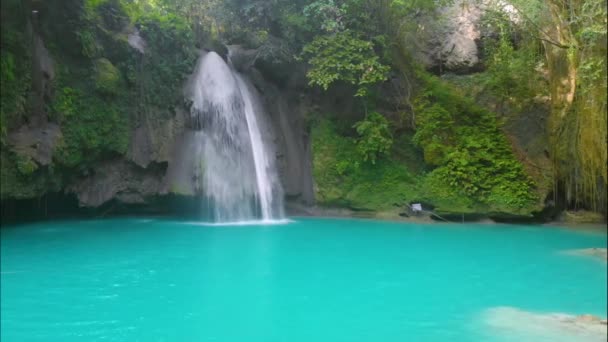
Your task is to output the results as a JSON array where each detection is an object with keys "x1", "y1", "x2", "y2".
[{"x1": 1, "y1": 218, "x2": 606, "y2": 341}]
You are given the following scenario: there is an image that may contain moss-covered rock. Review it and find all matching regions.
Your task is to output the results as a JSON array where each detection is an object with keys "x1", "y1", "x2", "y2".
[
  {"x1": 93, "y1": 58, "x2": 122, "y2": 95},
  {"x1": 0, "y1": 150, "x2": 62, "y2": 200},
  {"x1": 52, "y1": 87, "x2": 129, "y2": 169}
]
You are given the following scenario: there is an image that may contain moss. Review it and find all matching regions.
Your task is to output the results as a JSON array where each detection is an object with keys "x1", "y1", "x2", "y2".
[
  {"x1": 0, "y1": 151, "x2": 62, "y2": 200},
  {"x1": 0, "y1": 1, "x2": 31, "y2": 142},
  {"x1": 135, "y1": 12, "x2": 198, "y2": 111},
  {"x1": 52, "y1": 87, "x2": 129, "y2": 169},
  {"x1": 412, "y1": 74, "x2": 539, "y2": 215},
  {"x1": 93, "y1": 58, "x2": 122, "y2": 95},
  {"x1": 312, "y1": 119, "x2": 423, "y2": 211},
  {"x1": 418, "y1": 169, "x2": 479, "y2": 214},
  {"x1": 15, "y1": 154, "x2": 39, "y2": 175}
]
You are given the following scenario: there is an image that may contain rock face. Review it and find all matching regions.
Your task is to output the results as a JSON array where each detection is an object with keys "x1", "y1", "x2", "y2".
[
  {"x1": 251, "y1": 73, "x2": 315, "y2": 205},
  {"x1": 483, "y1": 307, "x2": 608, "y2": 342},
  {"x1": 128, "y1": 107, "x2": 187, "y2": 169},
  {"x1": 68, "y1": 159, "x2": 167, "y2": 207},
  {"x1": 230, "y1": 45, "x2": 315, "y2": 205},
  {"x1": 30, "y1": 30, "x2": 55, "y2": 124},
  {"x1": 418, "y1": 0, "x2": 519, "y2": 73},
  {"x1": 7, "y1": 123, "x2": 61, "y2": 166}
]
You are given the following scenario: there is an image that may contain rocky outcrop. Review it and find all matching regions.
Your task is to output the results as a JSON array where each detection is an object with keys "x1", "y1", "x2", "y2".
[
  {"x1": 68, "y1": 159, "x2": 167, "y2": 207},
  {"x1": 7, "y1": 123, "x2": 61, "y2": 166},
  {"x1": 128, "y1": 107, "x2": 187, "y2": 168},
  {"x1": 418, "y1": 0, "x2": 519, "y2": 73}
]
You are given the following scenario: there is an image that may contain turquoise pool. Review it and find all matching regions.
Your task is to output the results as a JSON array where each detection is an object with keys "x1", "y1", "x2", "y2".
[{"x1": 1, "y1": 218, "x2": 606, "y2": 341}]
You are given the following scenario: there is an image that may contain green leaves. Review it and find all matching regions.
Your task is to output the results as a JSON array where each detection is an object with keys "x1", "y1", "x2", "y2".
[
  {"x1": 303, "y1": 0, "x2": 345, "y2": 34},
  {"x1": 413, "y1": 77, "x2": 538, "y2": 211},
  {"x1": 302, "y1": 30, "x2": 390, "y2": 97},
  {"x1": 52, "y1": 87, "x2": 129, "y2": 169},
  {"x1": 353, "y1": 112, "x2": 393, "y2": 164}
]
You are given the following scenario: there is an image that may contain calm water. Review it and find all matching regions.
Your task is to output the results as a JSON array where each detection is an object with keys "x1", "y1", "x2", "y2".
[{"x1": 1, "y1": 218, "x2": 606, "y2": 341}]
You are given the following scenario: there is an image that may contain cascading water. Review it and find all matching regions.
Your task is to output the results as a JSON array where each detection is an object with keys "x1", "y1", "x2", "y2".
[{"x1": 186, "y1": 51, "x2": 284, "y2": 223}]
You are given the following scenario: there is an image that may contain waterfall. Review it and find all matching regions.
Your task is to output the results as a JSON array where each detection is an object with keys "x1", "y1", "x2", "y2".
[{"x1": 186, "y1": 51, "x2": 284, "y2": 223}]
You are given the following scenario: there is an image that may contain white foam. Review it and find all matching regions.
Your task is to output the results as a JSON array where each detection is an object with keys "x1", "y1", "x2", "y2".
[{"x1": 179, "y1": 219, "x2": 293, "y2": 227}]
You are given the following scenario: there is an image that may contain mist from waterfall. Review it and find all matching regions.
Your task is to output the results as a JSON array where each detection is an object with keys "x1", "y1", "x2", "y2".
[{"x1": 186, "y1": 51, "x2": 284, "y2": 223}]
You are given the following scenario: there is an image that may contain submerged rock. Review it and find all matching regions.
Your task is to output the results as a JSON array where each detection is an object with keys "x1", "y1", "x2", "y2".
[
  {"x1": 483, "y1": 307, "x2": 608, "y2": 342},
  {"x1": 563, "y1": 248, "x2": 608, "y2": 261}
]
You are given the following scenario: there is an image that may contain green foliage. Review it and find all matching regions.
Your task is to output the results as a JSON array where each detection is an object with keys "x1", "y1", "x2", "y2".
[
  {"x1": 353, "y1": 112, "x2": 393, "y2": 164},
  {"x1": 312, "y1": 119, "x2": 423, "y2": 210},
  {"x1": 303, "y1": 0, "x2": 345, "y2": 33},
  {"x1": 76, "y1": 29, "x2": 101, "y2": 58},
  {"x1": 302, "y1": 30, "x2": 390, "y2": 96},
  {"x1": 52, "y1": 87, "x2": 129, "y2": 169},
  {"x1": 0, "y1": 150, "x2": 62, "y2": 200},
  {"x1": 136, "y1": 12, "x2": 197, "y2": 109},
  {"x1": 15, "y1": 154, "x2": 39, "y2": 175},
  {"x1": 413, "y1": 76, "x2": 538, "y2": 213},
  {"x1": 0, "y1": 51, "x2": 30, "y2": 143},
  {"x1": 0, "y1": 2, "x2": 31, "y2": 143},
  {"x1": 93, "y1": 58, "x2": 123, "y2": 95},
  {"x1": 479, "y1": 15, "x2": 546, "y2": 107},
  {"x1": 411, "y1": 103, "x2": 454, "y2": 165}
]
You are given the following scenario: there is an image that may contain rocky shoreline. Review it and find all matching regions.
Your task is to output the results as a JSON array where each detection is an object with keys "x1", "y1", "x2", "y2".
[{"x1": 285, "y1": 202, "x2": 607, "y2": 227}]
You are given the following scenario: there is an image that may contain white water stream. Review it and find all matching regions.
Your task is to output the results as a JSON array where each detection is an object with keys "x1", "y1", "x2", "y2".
[{"x1": 187, "y1": 51, "x2": 284, "y2": 222}]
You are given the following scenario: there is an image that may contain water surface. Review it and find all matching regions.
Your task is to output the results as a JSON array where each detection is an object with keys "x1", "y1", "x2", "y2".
[{"x1": 1, "y1": 218, "x2": 606, "y2": 341}]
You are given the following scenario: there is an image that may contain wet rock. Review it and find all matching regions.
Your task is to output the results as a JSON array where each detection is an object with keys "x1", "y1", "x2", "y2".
[
  {"x1": 68, "y1": 160, "x2": 167, "y2": 207},
  {"x1": 227, "y1": 45, "x2": 258, "y2": 72},
  {"x1": 128, "y1": 107, "x2": 186, "y2": 168}
]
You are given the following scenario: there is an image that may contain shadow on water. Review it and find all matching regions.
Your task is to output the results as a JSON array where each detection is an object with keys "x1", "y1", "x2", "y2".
[{"x1": 0, "y1": 194, "x2": 233, "y2": 227}]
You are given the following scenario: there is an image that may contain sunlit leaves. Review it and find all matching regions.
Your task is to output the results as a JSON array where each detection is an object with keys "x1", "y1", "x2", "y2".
[{"x1": 302, "y1": 30, "x2": 390, "y2": 96}]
